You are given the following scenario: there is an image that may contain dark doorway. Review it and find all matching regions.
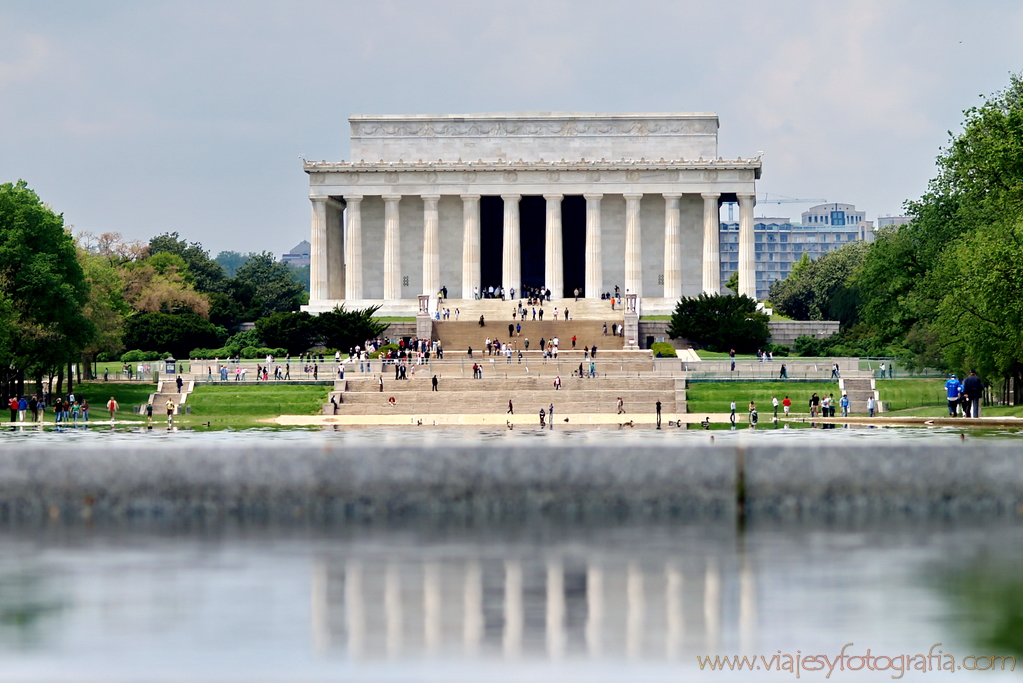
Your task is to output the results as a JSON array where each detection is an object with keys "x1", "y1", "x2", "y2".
[
  {"x1": 562, "y1": 196, "x2": 586, "y2": 297},
  {"x1": 479, "y1": 196, "x2": 503, "y2": 294},
  {"x1": 520, "y1": 196, "x2": 545, "y2": 290}
]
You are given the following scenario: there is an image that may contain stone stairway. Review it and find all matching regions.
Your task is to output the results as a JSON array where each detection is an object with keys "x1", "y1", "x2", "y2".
[
  {"x1": 429, "y1": 296, "x2": 625, "y2": 322},
  {"x1": 325, "y1": 376, "x2": 684, "y2": 417},
  {"x1": 148, "y1": 379, "x2": 194, "y2": 414},
  {"x1": 434, "y1": 319, "x2": 625, "y2": 353},
  {"x1": 839, "y1": 377, "x2": 878, "y2": 414}
]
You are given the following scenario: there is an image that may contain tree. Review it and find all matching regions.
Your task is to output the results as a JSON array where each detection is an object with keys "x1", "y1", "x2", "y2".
[
  {"x1": 234, "y1": 252, "x2": 307, "y2": 319},
  {"x1": 215, "y1": 250, "x2": 252, "y2": 278},
  {"x1": 725, "y1": 270, "x2": 739, "y2": 294},
  {"x1": 769, "y1": 241, "x2": 868, "y2": 328},
  {"x1": 255, "y1": 311, "x2": 316, "y2": 354},
  {"x1": 149, "y1": 232, "x2": 228, "y2": 293},
  {"x1": 122, "y1": 312, "x2": 227, "y2": 359},
  {"x1": 858, "y1": 73, "x2": 1023, "y2": 347},
  {"x1": 314, "y1": 305, "x2": 388, "y2": 351},
  {"x1": 0, "y1": 180, "x2": 94, "y2": 395},
  {"x1": 666, "y1": 293, "x2": 769, "y2": 353},
  {"x1": 933, "y1": 212, "x2": 1023, "y2": 401}
]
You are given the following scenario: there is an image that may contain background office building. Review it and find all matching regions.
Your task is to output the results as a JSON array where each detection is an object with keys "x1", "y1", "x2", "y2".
[{"x1": 719, "y1": 203, "x2": 875, "y2": 300}]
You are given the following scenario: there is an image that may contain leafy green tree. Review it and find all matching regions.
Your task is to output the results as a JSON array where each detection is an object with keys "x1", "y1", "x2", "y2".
[
  {"x1": 0, "y1": 180, "x2": 94, "y2": 393},
  {"x1": 933, "y1": 213, "x2": 1023, "y2": 399},
  {"x1": 255, "y1": 311, "x2": 316, "y2": 354},
  {"x1": 858, "y1": 73, "x2": 1023, "y2": 347},
  {"x1": 149, "y1": 232, "x2": 227, "y2": 293},
  {"x1": 314, "y1": 305, "x2": 388, "y2": 351},
  {"x1": 214, "y1": 250, "x2": 252, "y2": 278},
  {"x1": 666, "y1": 293, "x2": 769, "y2": 353},
  {"x1": 769, "y1": 241, "x2": 868, "y2": 328},
  {"x1": 122, "y1": 312, "x2": 227, "y2": 359},
  {"x1": 234, "y1": 252, "x2": 307, "y2": 318},
  {"x1": 725, "y1": 270, "x2": 739, "y2": 294}
]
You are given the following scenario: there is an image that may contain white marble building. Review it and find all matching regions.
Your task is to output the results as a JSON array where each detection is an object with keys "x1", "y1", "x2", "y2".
[{"x1": 304, "y1": 113, "x2": 761, "y2": 315}]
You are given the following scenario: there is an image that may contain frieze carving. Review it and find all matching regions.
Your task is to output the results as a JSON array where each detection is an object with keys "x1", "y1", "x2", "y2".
[
  {"x1": 351, "y1": 117, "x2": 718, "y2": 139},
  {"x1": 586, "y1": 171, "x2": 601, "y2": 182},
  {"x1": 425, "y1": 171, "x2": 438, "y2": 183},
  {"x1": 462, "y1": 172, "x2": 476, "y2": 183},
  {"x1": 385, "y1": 172, "x2": 399, "y2": 183},
  {"x1": 626, "y1": 170, "x2": 641, "y2": 182},
  {"x1": 503, "y1": 171, "x2": 518, "y2": 182},
  {"x1": 546, "y1": 171, "x2": 560, "y2": 182}
]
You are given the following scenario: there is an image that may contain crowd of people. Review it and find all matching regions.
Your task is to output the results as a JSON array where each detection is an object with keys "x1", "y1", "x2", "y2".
[{"x1": 7, "y1": 392, "x2": 92, "y2": 423}]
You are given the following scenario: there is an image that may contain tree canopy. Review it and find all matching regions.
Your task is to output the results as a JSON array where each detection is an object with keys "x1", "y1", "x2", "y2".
[
  {"x1": 666, "y1": 293, "x2": 769, "y2": 353},
  {"x1": 0, "y1": 180, "x2": 93, "y2": 385}
]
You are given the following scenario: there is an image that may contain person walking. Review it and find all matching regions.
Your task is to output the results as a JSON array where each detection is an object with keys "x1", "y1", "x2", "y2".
[
  {"x1": 772, "y1": 396, "x2": 779, "y2": 420},
  {"x1": 730, "y1": 400, "x2": 736, "y2": 426},
  {"x1": 554, "y1": 376, "x2": 562, "y2": 390},
  {"x1": 779, "y1": 364, "x2": 787, "y2": 379},
  {"x1": 616, "y1": 396, "x2": 625, "y2": 414},
  {"x1": 166, "y1": 399, "x2": 175, "y2": 424},
  {"x1": 867, "y1": 395, "x2": 876, "y2": 418},
  {"x1": 945, "y1": 374, "x2": 961, "y2": 417},
  {"x1": 176, "y1": 375, "x2": 183, "y2": 393},
  {"x1": 107, "y1": 396, "x2": 119, "y2": 422},
  {"x1": 655, "y1": 400, "x2": 662, "y2": 429},
  {"x1": 831, "y1": 363, "x2": 840, "y2": 379},
  {"x1": 539, "y1": 408, "x2": 546, "y2": 428},
  {"x1": 548, "y1": 403, "x2": 554, "y2": 429},
  {"x1": 748, "y1": 401, "x2": 759, "y2": 428},
  {"x1": 146, "y1": 402, "x2": 153, "y2": 426},
  {"x1": 840, "y1": 392, "x2": 850, "y2": 417},
  {"x1": 81, "y1": 399, "x2": 89, "y2": 422},
  {"x1": 507, "y1": 400, "x2": 514, "y2": 415},
  {"x1": 963, "y1": 369, "x2": 984, "y2": 418},
  {"x1": 729, "y1": 348, "x2": 736, "y2": 372},
  {"x1": 8, "y1": 396, "x2": 18, "y2": 422},
  {"x1": 782, "y1": 396, "x2": 791, "y2": 416}
]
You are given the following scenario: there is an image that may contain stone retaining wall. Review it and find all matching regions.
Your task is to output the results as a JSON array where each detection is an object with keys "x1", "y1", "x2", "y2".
[{"x1": 1, "y1": 441, "x2": 1019, "y2": 522}]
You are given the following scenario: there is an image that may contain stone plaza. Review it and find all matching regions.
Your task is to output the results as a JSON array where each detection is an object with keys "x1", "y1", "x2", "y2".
[{"x1": 303, "y1": 113, "x2": 762, "y2": 317}]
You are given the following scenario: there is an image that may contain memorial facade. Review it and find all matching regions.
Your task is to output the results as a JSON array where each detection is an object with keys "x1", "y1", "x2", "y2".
[{"x1": 303, "y1": 113, "x2": 761, "y2": 315}]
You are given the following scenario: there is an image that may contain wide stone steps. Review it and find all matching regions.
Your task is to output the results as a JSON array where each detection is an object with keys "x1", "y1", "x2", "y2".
[
  {"x1": 433, "y1": 319, "x2": 625, "y2": 352},
  {"x1": 328, "y1": 391, "x2": 677, "y2": 416},
  {"x1": 839, "y1": 377, "x2": 879, "y2": 414},
  {"x1": 431, "y1": 296, "x2": 625, "y2": 320},
  {"x1": 339, "y1": 377, "x2": 678, "y2": 393}
]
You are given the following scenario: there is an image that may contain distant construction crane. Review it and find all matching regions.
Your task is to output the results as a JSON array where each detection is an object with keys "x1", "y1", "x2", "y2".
[{"x1": 725, "y1": 194, "x2": 827, "y2": 220}]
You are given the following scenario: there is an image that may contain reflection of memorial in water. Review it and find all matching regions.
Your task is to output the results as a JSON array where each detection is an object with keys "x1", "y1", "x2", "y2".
[{"x1": 310, "y1": 542, "x2": 758, "y2": 661}]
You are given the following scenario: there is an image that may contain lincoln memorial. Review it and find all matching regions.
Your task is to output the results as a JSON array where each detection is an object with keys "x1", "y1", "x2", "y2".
[{"x1": 303, "y1": 113, "x2": 761, "y2": 316}]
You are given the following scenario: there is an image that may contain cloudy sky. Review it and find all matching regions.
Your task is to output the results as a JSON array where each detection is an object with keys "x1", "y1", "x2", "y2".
[{"x1": 2, "y1": 1, "x2": 1021, "y2": 258}]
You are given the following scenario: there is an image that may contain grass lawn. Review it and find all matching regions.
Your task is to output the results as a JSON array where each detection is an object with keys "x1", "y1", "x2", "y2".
[
  {"x1": 639, "y1": 315, "x2": 672, "y2": 321},
  {"x1": 375, "y1": 316, "x2": 415, "y2": 323},
  {"x1": 182, "y1": 385, "x2": 328, "y2": 428},
  {"x1": 685, "y1": 378, "x2": 947, "y2": 415},
  {"x1": 686, "y1": 381, "x2": 840, "y2": 415},
  {"x1": 72, "y1": 382, "x2": 158, "y2": 420},
  {"x1": 876, "y1": 379, "x2": 946, "y2": 411}
]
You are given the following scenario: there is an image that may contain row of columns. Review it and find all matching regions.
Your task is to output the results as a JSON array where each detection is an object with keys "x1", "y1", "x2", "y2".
[
  {"x1": 318, "y1": 557, "x2": 757, "y2": 659},
  {"x1": 310, "y1": 192, "x2": 756, "y2": 302}
]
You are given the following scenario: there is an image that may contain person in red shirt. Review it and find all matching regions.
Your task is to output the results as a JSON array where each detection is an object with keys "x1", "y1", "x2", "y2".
[{"x1": 782, "y1": 396, "x2": 792, "y2": 416}]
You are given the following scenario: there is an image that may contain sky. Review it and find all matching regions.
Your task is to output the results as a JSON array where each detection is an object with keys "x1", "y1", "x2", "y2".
[{"x1": 2, "y1": 0, "x2": 1022, "y2": 259}]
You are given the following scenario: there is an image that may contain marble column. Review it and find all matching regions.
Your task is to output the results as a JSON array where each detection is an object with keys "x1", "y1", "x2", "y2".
[
  {"x1": 326, "y1": 199, "x2": 345, "y2": 300},
  {"x1": 701, "y1": 192, "x2": 721, "y2": 295},
  {"x1": 624, "y1": 193, "x2": 643, "y2": 297},
  {"x1": 309, "y1": 196, "x2": 328, "y2": 301},
  {"x1": 584, "y1": 193, "x2": 603, "y2": 298},
  {"x1": 383, "y1": 195, "x2": 402, "y2": 300},
  {"x1": 738, "y1": 192, "x2": 756, "y2": 299},
  {"x1": 502, "y1": 194, "x2": 521, "y2": 299},
  {"x1": 344, "y1": 196, "x2": 364, "y2": 300},
  {"x1": 422, "y1": 195, "x2": 440, "y2": 297},
  {"x1": 662, "y1": 193, "x2": 682, "y2": 300},
  {"x1": 544, "y1": 194, "x2": 563, "y2": 298},
  {"x1": 461, "y1": 195, "x2": 480, "y2": 300}
]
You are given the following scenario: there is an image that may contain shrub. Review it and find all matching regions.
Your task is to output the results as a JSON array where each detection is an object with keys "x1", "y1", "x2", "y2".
[
  {"x1": 96, "y1": 351, "x2": 115, "y2": 362},
  {"x1": 120, "y1": 349, "x2": 165, "y2": 362},
  {"x1": 650, "y1": 341, "x2": 677, "y2": 358}
]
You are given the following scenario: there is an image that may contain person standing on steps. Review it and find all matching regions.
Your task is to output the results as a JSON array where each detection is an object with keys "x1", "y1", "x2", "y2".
[
  {"x1": 431, "y1": 375, "x2": 439, "y2": 391},
  {"x1": 655, "y1": 400, "x2": 662, "y2": 429},
  {"x1": 539, "y1": 408, "x2": 546, "y2": 428},
  {"x1": 176, "y1": 375, "x2": 183, "y2": 393}
]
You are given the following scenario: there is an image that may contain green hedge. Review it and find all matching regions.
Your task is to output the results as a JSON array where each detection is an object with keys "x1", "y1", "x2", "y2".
[
  {"x1": 651, "y1": 342, "x2": 677, "y2": 358},
  {"x1": 120, "y1": 349, "x2": 167, "y2": 362}
]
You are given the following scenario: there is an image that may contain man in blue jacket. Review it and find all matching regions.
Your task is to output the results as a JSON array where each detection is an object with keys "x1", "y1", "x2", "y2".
[
  {"x1": 962, "y1": 369, "x2": 984, "y2": 418},
  {"x1": 945, "y1": 375, "x2": 962, "y2": 417}
]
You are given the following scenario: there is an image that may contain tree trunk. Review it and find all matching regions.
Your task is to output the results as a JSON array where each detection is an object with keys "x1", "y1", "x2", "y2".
[{"x1": 55, "y1": 367, "x2": 63, "y2": 398}]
